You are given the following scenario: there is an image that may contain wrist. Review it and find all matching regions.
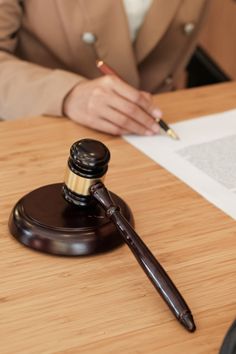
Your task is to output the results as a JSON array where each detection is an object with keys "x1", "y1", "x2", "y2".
[{"x1": 62, "y1": 84, "x2": 78, "y2": 117}]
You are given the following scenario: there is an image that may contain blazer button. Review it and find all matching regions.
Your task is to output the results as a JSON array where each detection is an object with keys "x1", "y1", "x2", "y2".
[
  {"x1": 164, "y1": 76, "x2": 173, "y2": 86},
  {"x1": 81, "y1": 32, "x2": 97, "y2": 44},
  {"x1": 183, "y1": 22, "x2": 195, "y2": 35}
]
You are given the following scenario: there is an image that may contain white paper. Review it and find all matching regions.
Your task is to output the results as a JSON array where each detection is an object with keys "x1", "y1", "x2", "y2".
[{"x1": 124, "y1": 109, "x2": 236, "y2": 220}]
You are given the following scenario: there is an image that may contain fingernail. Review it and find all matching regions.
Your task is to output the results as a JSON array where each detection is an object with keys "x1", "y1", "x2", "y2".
[{"x1": 152, "y1": 108, "x2": 163, "y2": 119}]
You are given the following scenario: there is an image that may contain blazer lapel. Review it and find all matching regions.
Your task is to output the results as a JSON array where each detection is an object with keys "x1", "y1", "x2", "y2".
[
  {"x1": 80, "y1": 0, "x2": 140, "y2": 87},
  {"x1": 134, "y1": 0, "x2": 182, "y2": 63}
]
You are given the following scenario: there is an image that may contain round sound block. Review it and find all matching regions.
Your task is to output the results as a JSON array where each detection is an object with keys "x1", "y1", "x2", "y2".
[{"x1": 9, "y1": 183, "x2": 134, "y2": 256}]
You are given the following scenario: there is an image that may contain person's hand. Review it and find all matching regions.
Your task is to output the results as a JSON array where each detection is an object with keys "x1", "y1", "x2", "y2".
[{"x1": 63, "y1": 75, "x2": 162, "y2": 135}]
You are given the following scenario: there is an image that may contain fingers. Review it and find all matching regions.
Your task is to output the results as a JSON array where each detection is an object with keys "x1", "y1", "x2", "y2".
[
  {"x1": 141, "y1": 91, "x2": 163, "y2": 119},
  {"x1": 106, "y1": 92, "x2": 160, "y2": 134},
  {"x1": 85, "y1": 115, "x2": 130, "y2": 136},
  {"x1": 104, "y1": 75, "x2": 162, "y2": 119},
  {"x1": 100, "y1": 105, "x2": 155, "y2": 135}
]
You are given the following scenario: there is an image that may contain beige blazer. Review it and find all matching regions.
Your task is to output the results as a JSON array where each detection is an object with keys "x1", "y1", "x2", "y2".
[{"x1": 0, "y1": 0, "x2": 208, "y2": 120}]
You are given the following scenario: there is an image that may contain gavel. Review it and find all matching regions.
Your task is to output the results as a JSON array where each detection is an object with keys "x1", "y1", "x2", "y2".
[{"x1": 9, "y1": 139, "x2": 195, "y2": 332}]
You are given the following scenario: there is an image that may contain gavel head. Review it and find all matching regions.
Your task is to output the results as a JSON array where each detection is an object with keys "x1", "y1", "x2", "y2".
[{"x1": 62, "y1": 139, "x2": 110, "y2": 207}]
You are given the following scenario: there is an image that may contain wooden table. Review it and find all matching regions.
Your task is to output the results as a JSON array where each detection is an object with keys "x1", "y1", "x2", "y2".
[{"x1": 1, "y1": 82, "x2": 236, "y2": 354}]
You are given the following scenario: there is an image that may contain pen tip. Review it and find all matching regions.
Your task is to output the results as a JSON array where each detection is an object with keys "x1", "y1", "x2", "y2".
[
  {"x1": 167, "y1": 129, "x2": 180, "y2": 140},
  {"x1": 180, "y1": 313, "x2": 196, "y2": 333}
]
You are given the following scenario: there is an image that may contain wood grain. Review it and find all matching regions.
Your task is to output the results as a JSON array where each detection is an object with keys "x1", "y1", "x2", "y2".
[{"x1": 1, "y1": 82, "x2": 236, "y2": 354}]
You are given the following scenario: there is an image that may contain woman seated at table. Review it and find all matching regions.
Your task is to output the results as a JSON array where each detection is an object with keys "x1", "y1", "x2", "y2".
[{"x1": 0, "y1": 0, "x2": 208, "y2": 135}]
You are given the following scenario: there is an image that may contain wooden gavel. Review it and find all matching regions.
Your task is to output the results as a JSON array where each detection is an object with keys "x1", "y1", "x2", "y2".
[
  {"x1": 9, "y1": 138, "x2": 195, "y2": 332},
  {"x1": 62, "y1": 139, "x2": 195, "y2": 332}
]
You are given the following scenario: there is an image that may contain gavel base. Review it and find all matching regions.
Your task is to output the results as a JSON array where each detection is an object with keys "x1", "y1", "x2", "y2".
[{"x1": 9, "y1": 183, "x2": 134, "y2": 256}]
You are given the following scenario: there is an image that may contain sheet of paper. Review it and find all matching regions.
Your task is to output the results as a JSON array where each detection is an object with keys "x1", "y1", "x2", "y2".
[{"x1": 124, "y1": 109, "x2": 236, "y2": 220}]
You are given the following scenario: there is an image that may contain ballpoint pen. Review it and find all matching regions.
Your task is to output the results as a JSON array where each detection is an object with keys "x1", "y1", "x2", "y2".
[{"x1": 96, "y1": 60, "x2": 179, "y2": 140}]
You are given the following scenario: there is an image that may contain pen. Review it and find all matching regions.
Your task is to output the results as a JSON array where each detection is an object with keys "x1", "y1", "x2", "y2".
[{"x1": 96, "y1": 60, "x2": 179, "y2": 140}]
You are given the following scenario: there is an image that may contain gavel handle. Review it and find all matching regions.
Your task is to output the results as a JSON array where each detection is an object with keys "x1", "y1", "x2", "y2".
[{"x1": 90, "y1": 182, "x2": 195, "y2": 331}]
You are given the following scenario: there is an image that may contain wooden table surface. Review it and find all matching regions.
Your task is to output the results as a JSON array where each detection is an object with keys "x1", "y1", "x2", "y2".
[{"x1": 1, "y1": 82, "x2": 236, "y2": 354}]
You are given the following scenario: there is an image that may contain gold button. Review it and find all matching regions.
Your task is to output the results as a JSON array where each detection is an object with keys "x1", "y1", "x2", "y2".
[
  {"x1": 183, "y1": 22, "x2": 195, "y2": 35},
  {"x1": 164, "y1": 76, "x2": 173, "y2": 85}
]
